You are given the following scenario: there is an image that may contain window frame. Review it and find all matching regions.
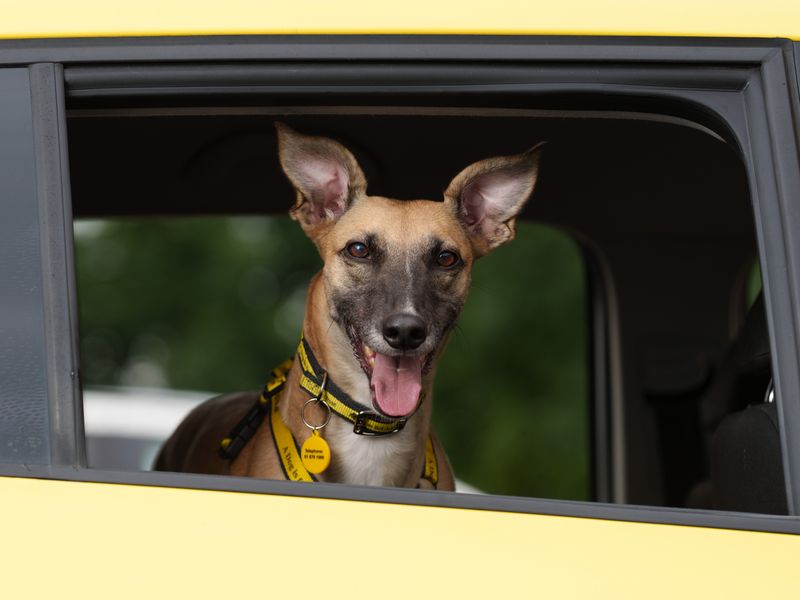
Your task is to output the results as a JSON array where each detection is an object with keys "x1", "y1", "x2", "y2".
[{"x1": 2, "y1": 35, "x2": 800, "y2": 533}]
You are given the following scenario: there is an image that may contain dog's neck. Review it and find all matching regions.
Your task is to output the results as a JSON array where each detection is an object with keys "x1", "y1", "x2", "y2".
[{"x1": 280, "y1": 274, "x2": 434, "y2": 487}]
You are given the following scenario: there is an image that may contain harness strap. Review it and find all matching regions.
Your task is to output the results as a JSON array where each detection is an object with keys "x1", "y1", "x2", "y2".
[
  {"x1": 423, "y1": 436, "x2": 439, "y2": 487},
  {"x1": 269, "y1": 393, "x2": 316, "y2": 482},
  {"x1": 218, "y1": 358, "x2": 292, "y2": 461}
]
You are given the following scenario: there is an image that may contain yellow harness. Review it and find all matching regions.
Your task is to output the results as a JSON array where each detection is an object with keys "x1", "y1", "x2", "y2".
[{"x1": 220, "y1": 337, "x2": 439, "y2": 487}]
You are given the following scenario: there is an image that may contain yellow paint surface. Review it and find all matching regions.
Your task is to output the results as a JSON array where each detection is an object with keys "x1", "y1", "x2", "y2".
[
  {"x1": 1, "y1": 476, "x2": 799, "y2": 598},
  {"x1": 0, "y1": 0, "x2": 799, "y2": 40}
]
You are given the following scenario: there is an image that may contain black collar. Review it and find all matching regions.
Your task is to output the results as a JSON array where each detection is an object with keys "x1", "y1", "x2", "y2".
[{"x1": 297, "y1": 334, "x2": 410, "y2": 436}]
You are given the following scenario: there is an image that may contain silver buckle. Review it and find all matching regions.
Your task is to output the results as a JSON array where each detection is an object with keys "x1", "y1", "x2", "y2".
[{"x1": 353, "y1": 411, "x2": 406, "y2": 436}]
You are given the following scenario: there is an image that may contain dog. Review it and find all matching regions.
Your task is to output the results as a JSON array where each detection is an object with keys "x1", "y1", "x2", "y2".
[{"x1": 155, "y1": 123, "x2": 542, "y2": 489}]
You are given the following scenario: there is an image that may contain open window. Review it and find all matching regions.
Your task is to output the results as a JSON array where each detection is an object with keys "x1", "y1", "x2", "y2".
[{"x1": 67, "y1": 102, "x2": 761, "y2": 508}]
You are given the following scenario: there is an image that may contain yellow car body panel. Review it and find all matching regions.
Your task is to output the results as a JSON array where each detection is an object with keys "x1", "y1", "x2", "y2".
[
  {"x1": 1, "y1": 476, "x2": 798, "y2": 598},
  {"x1": 1, "y1": 0, "x2": 800, "y2": 40}
]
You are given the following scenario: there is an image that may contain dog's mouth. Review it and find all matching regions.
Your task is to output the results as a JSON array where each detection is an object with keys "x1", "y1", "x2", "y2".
[{"x1": 346, "y1": 327, "x2": 434, "y2": 418}]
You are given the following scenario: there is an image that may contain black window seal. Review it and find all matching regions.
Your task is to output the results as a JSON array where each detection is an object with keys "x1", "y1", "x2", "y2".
[
  {"x1": 5, "y1": 35, "x2": 800, "y2": 533},
  {"x1": 582, "y1": 243, "x2": 613, "y2": 504},
  {"x1": 0, "y1": 34, "x2": 784, "y2": 66},
  {"x1": 2, "y1": 463, "x2": 800, "y2": 535},
  {"x1": 29, "y1": 63, "x2": 85, "y2": 469}
]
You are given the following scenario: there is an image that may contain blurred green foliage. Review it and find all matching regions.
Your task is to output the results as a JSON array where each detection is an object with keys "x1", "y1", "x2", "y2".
[
  {"x1": 75, "y1": 217, "x2": 588, "y2": 500},
  {"x1": 746, "y1": 262, "x2": 762, "y2": 309}
]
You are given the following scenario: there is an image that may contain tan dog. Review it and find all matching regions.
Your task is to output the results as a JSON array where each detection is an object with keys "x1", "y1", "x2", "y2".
[{"x1": 155, "y1": 124, "x2": 542, "y2": 489}]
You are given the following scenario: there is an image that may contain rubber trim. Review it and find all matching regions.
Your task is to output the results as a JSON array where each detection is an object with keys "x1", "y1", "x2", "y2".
[
  {"x1": 0, "y1": 34, "x2": 784, "y2": 66},
  {"x1": 583, "y1": 245, "x2": 612, "y2": 503},
  {"x1": 0, "y1": 464, "x2": 797, "y2": 535},
  {"x1": 29, "y1": 64, "x2": 85, "y2": 468},
  {"x1": 752, "y1": 43, "x2": 800, "y2": 516}
]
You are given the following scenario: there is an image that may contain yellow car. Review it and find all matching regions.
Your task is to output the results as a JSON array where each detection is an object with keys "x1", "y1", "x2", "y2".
[{"x1": 2, "y1": 1, "x2": 800, "y2": 597}]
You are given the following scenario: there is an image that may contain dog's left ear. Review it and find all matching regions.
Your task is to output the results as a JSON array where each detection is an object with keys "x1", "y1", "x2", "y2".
[
  {"x1": 276, "y1": 123, "x2": 367, "y2": 236},
  {"x1": 445, "y1": 143, "x2": 544, "y2": 256}
]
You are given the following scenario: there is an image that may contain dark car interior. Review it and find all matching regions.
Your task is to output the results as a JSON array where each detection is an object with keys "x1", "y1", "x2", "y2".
[{"x1": 66, "y1": 96, "x2": 785, "y2": 513}]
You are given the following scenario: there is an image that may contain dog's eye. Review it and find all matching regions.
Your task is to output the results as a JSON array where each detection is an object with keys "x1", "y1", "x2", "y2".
[
  {"x1": 346, "y1": 242, "x2": 370, "y2": 259},
  {"x1": 436, "y1": 250, "x2": 459, "y2": 268}
]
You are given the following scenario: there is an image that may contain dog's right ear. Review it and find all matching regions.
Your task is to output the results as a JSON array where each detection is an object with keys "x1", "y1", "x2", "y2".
[
  {"x1": 444, "y1": 143, "x2": 544, "y2": 257},
  {"x1": 276, "y1": 123, "x2": 367, "y2": 236}
]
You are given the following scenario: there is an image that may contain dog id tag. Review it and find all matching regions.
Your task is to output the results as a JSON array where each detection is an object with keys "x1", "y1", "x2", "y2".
[{"x1": 301, "y1": 430, "x2": 331, "y2": 474}]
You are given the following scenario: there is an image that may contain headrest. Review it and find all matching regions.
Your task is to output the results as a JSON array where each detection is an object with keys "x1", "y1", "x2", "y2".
[{"x1": 700, "y1": 292, "x2": 770, "y2": 430}]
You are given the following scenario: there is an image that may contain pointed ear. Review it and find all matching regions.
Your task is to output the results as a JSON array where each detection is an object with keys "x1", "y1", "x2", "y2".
[
  {"x1": 445, "y1": 143, "x2": 544, "y2": 256},
  {"x1": 276, "y1": 123, "x2": 367, "y2": 236}
]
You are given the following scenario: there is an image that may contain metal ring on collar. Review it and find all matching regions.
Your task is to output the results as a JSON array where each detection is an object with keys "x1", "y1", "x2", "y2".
[{"x1": 301, "y1": 372, "x2": 332, "y2": 431}]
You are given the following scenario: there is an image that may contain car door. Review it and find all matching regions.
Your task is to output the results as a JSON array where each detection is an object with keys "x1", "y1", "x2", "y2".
[{"x1": 2, "y1": 31, "x2": 800, "y2": 598}]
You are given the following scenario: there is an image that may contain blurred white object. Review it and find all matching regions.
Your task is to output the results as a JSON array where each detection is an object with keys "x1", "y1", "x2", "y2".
[
  {"x1": 84, "y1": 386, "x2": 210, "y2": 440},
  {"x1": 83, "y1": 386, "x2": 210, "y2": 472}
]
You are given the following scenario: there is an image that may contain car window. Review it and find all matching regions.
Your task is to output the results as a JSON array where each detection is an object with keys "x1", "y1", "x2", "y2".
[{"x1": 66, "y1": 106, "x2": 760, "y2": 509}]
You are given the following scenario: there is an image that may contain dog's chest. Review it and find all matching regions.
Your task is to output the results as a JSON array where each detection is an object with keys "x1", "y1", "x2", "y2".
[{"x1": 325, "y1": 418, "x2": 420, "y2": 487}]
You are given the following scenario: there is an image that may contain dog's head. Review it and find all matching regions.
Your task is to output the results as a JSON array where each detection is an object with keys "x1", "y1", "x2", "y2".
[{"x1": 276, "y1": 123, "x2": 542, "y2": 418}]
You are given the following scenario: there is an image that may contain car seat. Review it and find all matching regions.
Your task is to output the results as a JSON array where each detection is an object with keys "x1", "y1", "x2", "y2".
[{"x1": 690, "y1": 294, "x2": 787, "y2": 514}]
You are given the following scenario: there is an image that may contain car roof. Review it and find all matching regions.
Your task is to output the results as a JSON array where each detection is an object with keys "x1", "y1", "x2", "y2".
[{"x1": 2, "y1": 0, "x2": 800, "y2": 41}]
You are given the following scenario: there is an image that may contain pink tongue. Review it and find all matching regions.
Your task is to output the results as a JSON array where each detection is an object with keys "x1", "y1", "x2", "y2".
[{"x1": 371, "y1": 353, "x2": 423, "y2": 417}]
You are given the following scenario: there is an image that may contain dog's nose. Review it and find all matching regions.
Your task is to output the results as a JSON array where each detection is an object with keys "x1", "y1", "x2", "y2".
[{"x1": 382, "y1": 313, "x2": 427, "y2": 351}]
